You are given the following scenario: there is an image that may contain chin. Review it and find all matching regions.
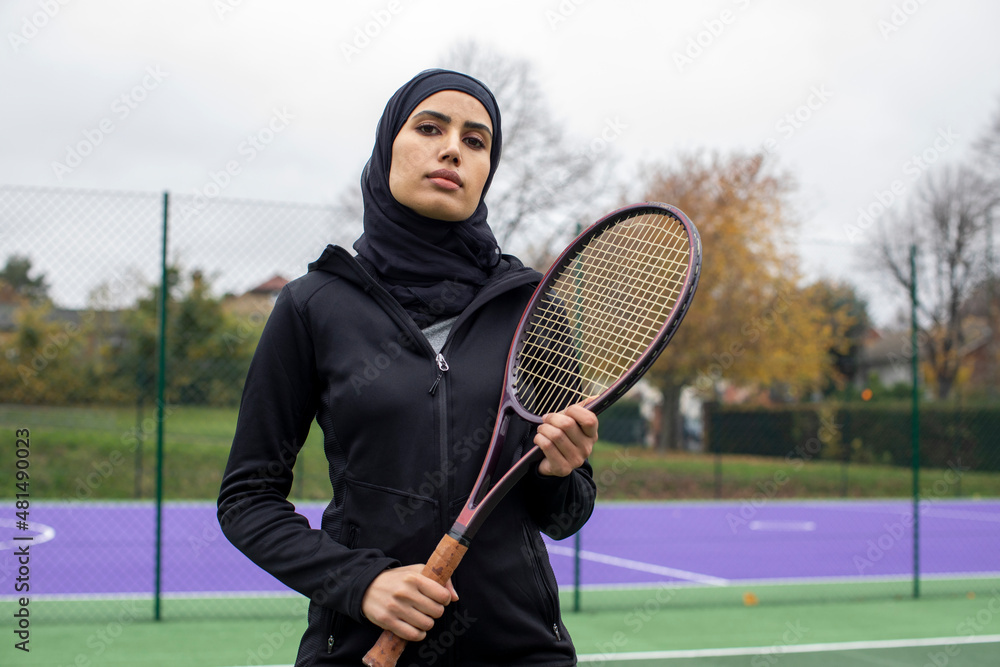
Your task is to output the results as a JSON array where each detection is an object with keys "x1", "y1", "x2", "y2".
[
  {"x1": 415, "y1": 201, "x2": 476, "y2": 222},
  {"x1": 432, "y1": 211, "x2": 470, "y2": 222}
]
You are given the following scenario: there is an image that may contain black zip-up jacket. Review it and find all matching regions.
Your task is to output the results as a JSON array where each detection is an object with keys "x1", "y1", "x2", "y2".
[{"x1": 218, "y1": 245, "x2": 597, "y2": 666}]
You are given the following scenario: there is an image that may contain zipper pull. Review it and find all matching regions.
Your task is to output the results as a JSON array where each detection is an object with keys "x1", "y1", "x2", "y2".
[
  {"x1": 327, "y1": 635, "x2": 334, "y2": 653},
  {"x1": 553, "y1": 623, "x2": 562, "y2": 641},
  {"x1": 428, "y1": 353, "x2": 450, "y2": 395}
]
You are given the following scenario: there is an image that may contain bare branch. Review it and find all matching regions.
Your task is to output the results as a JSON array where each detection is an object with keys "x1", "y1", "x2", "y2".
[{"x1": 869, "y1": 163, "x2": 995, "y2": 398}]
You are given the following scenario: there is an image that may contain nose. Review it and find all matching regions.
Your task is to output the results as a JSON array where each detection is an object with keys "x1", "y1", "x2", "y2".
[{"x1": 438, "y1": 130, "x2": 462, "y2": 165}]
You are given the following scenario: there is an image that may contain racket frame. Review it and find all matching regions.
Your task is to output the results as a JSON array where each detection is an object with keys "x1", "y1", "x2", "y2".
[{"x1": 451, "y1": 201, "x2": 702, "y2": 544}]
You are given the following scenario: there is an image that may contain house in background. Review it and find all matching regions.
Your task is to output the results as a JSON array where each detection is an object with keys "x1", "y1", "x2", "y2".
[
  {"x1": 856, "y1": 328, "x2": 914, "y2": 389},
  {"x1": 222, "y1": 274, "x2": 289, "y2": 319},
  {"x1": 856, "y1": 320, "x2": 995, "y2": 398}
]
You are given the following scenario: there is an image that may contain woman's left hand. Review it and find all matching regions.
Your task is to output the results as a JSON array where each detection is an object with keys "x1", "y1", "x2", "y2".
[{"x1": 534, "y1": 402, "x2": 598, "y2": 477}]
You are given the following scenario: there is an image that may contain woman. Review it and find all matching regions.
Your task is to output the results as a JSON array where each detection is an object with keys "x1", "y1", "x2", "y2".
[{"x1": 218, "y1": 69, "x2": 598, "y2": 666}]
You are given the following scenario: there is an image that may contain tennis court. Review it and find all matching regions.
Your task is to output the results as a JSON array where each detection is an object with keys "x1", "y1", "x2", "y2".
[
  {"x1": 3, "y1": 498, "x2": 998, "y2": 665},
  {"x1": 9, "y1": 498, "x2": 997, "y2": 597}
]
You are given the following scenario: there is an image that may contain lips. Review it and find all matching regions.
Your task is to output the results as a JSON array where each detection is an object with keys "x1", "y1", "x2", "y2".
[{"x1": 427, "y1": 169, "x2": 463, "y2": 189}]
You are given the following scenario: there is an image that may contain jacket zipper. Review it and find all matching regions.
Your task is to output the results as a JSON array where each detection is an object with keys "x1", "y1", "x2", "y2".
[
  {"x1": 434, "y1": 350, "x2": 451, "y2": 535},
  {"x1": 428, "y1": 352, "x2": 449, "y2": 395}
]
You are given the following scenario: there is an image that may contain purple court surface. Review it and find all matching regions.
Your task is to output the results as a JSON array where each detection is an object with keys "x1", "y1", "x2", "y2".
[{"x1": 2, "y1": 499, "x2": 997, "y2": 598}]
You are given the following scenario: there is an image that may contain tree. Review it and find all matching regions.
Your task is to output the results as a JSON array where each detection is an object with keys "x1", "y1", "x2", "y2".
[
  {"x1": 973, "y1": 95, "x2": 1000, "y2": 175},
  {"x1": 100, "y1": 266, "x2": 263, "y2": 406},
  {"x1": 0, "y1": 300, "x2": 91, "y2": 404},
  {"x1": 0, "y1": 255, "x2": 50, "y2": 302},
  {"x1": 869, "y1": 164, "x2": 998, "y2": 399},
  {"x1": 804, "y1": 280, "x2": 872, "y2": 393},
  {"x1": 971, "y1": 97, "x2": 1000, "y2": 397},
  {"x1": 640, "y1": 151, "x2": 846, "y2": 449},
  {"x1": 959, "y1": 275, "x2": 1000, "y2": 396},
  {"x1": 0, "y1": 257, "x2": 92, "y2": 404}
]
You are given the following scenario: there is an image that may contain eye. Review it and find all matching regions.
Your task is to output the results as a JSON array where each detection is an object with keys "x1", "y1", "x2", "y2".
[
  {"x1": 416, "y1": 123, "x2": 440, "y2": 136},
  {"x1": 464, "y1": 135, "x2": 487, "y2": 150}
]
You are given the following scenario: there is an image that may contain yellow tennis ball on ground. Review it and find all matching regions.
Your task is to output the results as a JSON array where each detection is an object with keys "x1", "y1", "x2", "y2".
[{"x1": 743, "y1": 591, "x2": 759, "y2": 606}]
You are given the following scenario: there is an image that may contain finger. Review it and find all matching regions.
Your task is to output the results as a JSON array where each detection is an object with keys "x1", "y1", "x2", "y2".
[
  {"x1": 535, "y1": 421, "x2": 576, "y2": 457},
  {"x1": 383, "y1": 570, "x2": 448, "y2": 620},
  {"x1": 445, "y1": 578, "x2": 459, "y2": 602},
  {"x1": 384, "y1": 612, "x2": 434, "y2": 642},
  {"x1": 369, "y1": 594, "x2": 437, "y2": 641},
  {"x1": 545, "y1": 404, "x2": 599, "y2": 439},
  {"x1": 398, "y1": 599, "x2": 441, "y2": 628},
  {"x1": 414, "y1": 574, "x2": 456, "y2": 607},
  {"x1": 564, "y1": 403, "x2": 599, "y2": 437},
  {"x1": 534, "y1": 429, "x2": 573, "y2": 477},
  {"x1": 537, "y1": 419, "x2": 591, "y2": 462},
  {"x1": 387, "y1": 588, "x2": 444, "y2": 636}
]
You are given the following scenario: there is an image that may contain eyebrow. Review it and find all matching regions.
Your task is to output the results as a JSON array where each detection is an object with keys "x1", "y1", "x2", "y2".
[{"x1": 413, "y1": 109, "x2": 493, "y2": 140}]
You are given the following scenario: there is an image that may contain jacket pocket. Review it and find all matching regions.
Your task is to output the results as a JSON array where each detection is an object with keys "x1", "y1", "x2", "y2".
[
  {"x1": 520, "y1": 521, "x2": 560, "y2": 637},
  {"x1": 325, "y1": 523, "x2": 361, "y2": 656},
  {"x1": 342, "y1": 477, "x2": 440, "y2": 560}
]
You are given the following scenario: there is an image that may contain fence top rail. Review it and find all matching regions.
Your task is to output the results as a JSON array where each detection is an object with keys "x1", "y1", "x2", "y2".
[{"x1": 0, "y1": 183, "x2": 342, "y2": 213}]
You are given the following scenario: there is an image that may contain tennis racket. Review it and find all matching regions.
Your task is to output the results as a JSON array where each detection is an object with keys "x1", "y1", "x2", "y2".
[{"x1": 362, "y1": 201, "x2": 701, "y2": 667}]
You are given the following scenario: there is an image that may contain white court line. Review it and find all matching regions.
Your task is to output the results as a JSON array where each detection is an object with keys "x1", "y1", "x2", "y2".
[
  {"x1": 7, "y1": 571, "x2": 995, "y2": 603},
  {"x1": 0, "y1": 519, "x2": 55, "y2": 550},
  {"x1": 546, "y1": 545, "x2": 729, "y2": 586},
  {"x1": 217, "y1": 634, "x2": 1000, "y2": 667},
  {"x1": 828, "y1": 506, "x2": 1000, "y2": 522},
  {"x1": 558, "y1": 570, "x2": 1000, "y2": 593},
  {"x1": 922, "y1": 508, "x2": 1000, "y2": 522},
  {"x1": 748, "y1": 520, "x2": 816, "y2": 531},
  {"x1": 577, "y1": 634, "x2": 1000, "y2": 661},
  {"x1": 802, "y1": 501, "x2": 1000, "y2": 521}
]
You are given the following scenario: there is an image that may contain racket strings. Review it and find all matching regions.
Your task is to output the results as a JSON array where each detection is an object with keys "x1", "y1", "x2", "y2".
[
  {"x1": 514, "y1": 213, "x2": 690, "y2": 415},
  {"x1": 533, "y1": 218, "x2": 685, "y2": 408},
  {"x1": 523, "y1": 292, "x2": 669, "y2": 375},
  {"x1": 535, "y1": 244, "x2": 687, "y2": 343}
]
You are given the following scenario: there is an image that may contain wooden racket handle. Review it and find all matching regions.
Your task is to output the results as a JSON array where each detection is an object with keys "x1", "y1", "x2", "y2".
[{"x1": 362, "y1": 534, "x2": 468, "y2": 667}]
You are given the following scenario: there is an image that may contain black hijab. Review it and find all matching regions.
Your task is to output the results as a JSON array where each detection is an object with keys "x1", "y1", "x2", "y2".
[{"x1": 353, "y1": 69, "x2": 504, "y2": 328}]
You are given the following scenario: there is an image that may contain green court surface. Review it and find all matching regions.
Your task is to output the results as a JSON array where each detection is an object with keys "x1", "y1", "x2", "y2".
[{"x1": 4, "y1": 585, "x2": 999, "y2": 666}]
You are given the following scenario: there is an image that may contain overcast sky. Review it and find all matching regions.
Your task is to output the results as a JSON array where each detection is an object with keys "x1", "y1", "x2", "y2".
[{"x1": 2, "y1": 0, "x2": 999, "y2": 324}]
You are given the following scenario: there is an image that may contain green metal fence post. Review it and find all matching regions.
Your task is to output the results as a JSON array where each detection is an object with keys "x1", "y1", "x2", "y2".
[
  {"x1": 154, "y1": 191, "x2": 169, "y2": 620},
  {"x1": 910, "y1": 244, "x2": 920, "y2": 599},
  {"x1": 573, "y1": 530, "x2": 581, "y2": 612}
]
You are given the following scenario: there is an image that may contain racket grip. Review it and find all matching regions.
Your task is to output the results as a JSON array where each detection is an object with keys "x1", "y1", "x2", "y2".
[{"x1": 361, "y1": 534, "x2": 469, "y2": 667}]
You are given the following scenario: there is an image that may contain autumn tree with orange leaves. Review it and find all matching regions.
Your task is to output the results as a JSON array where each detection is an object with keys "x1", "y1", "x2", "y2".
[{"x1": 642, "y1": 151, "x2": 852, "y2": 449}]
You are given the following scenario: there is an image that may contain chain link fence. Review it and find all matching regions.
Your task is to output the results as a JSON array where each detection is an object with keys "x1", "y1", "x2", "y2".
[
  {"x1": 1, "y1": 184, "x2": 998, "y2": 624},
  {"x1": 693, "y1": 400, "x2": 1000, "y2": 603},
  {"x1": 0, "y1": 184, "x2": 353, "y2": 622}
]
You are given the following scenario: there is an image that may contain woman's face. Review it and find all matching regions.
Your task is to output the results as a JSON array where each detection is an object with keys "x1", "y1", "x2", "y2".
[{"x1": 389, "y1": 90, "x2": 494, "y2": 222}]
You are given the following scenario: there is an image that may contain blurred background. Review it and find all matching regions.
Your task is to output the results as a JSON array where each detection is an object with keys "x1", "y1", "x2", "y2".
[{"x1": 2, "y1": 1, "x2": 1000, "y2": 665}]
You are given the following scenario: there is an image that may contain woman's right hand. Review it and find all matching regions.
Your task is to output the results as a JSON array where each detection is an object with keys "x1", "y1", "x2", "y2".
[{"x1": 361, "y1": 564, "x2": 459, "y2": 641}]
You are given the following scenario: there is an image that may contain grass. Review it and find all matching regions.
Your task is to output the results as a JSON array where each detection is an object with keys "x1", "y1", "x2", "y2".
[
  {"x1": 589, "y1": 446, "x2": 1000, "y2": 500},
  {"x1": 0, "y1": 403, "x2": 331, "y2": 501},
  {"x1": 2, "y1": 403, "x2": 999, "y2": 502},
  {"x1": 4, "y1": 586, "x2": 999, "y2": 666}
]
